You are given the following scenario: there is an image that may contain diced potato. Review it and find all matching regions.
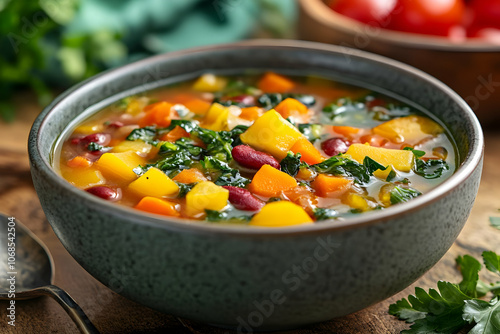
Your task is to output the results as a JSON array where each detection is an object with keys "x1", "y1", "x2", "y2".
[
  {"x1": 250, "y1": 201, "x2": 313, "y2": 227},
  {"x1": 112, "y1": 140, "x2": 153, "y2": 155},
  {"x1": 185, "y1": 181, "x2": 229, "y2": 217},
  {"x1": 60, "y1": 166, "x2": 105, "y2": 189},
  {"x1": 96, "y1": 152, "x2": 145, "y2": 182},
  {"x1": 372, "y1": 115, "x2": 444, "y2": 144},
  {"x1": 345, "y1": 193, "x2": 371, "y2": 211},
  {"x1": 240, "y1": 109, "x2": 305, "y2": 160},
  {"x1": 193, "y1": 74, "x2": 227, "y2": 92},
  {"x1": 346, "y1": 143, "x2": 414, "y2": 172},
  {"x1": 128, "y1": 167, "x2": 179, "y2": 198},
  {"x1": 202, "y1": 103, "x2": 229, "y2": 131}
]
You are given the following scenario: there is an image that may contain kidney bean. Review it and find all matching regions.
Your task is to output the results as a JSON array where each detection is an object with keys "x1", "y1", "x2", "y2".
[
  {"x1": 321, "y1": 138, "x2": 350, "y2": 156},
  {"x1": 86, "y1": 186, "x2": 121, "y2": 201},
  {"x1": 223, "y1": 186, "x2": 264, "y2": 211},
  {"x1": 231, "y1": 95, "x2": 256, "y2": 106},
  {"x1": 107, "y1": 121, "x2": 124, "y2": 128},
  {"x1": 232, "y1": 145, "x2": 280, "y2": 170},
  {"x1": 72, "y1": 133, "x2": 111, "y2": 146}
]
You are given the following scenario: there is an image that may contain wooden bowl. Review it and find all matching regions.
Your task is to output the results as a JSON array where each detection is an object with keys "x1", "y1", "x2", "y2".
[{"x1": 298, "y1": 0, "x2": 500, "y2": 126}]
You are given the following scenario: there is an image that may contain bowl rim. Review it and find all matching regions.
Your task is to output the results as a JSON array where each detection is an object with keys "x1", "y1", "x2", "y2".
[
  {"x1": 299, "y1": 0, "x2": 500, "y2": 52},
  {"x1": 29, "y1": 39, "x2": 484, "y2": 237}
]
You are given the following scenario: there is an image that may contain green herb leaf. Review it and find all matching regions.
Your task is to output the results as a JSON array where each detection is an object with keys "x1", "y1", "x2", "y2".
[
  {"x1": 298, "y1": 123, "x2": 323, "y2": 141},
  {"x1": 87, "y1": 142, "x2": 104, "y2": 152},
  {"x1": 490, "y1": 217, "x2": 500, "y2": 230},
  {"x1": 390, "y1": 186, "x2": 422, "y2": 205},
  {"x1": 389, "y1": 281, "x2": 472, "y2": 334},
  {"x1": 456, "y1": 255, "x2": 482, "y2": 298},
  {"x1": 363, "y1": 156, "x2": 387, "y2": 174},
  {"x1": 280, "y1": 152, "x2": 302, "y2": 177},
  {"x1": 463, "y1": 297, "x2": 500, "y2": 334},
  {"x1": 205, "y1": 209, "x2": 251, "y2": 223},
  {"x1": 483, "y1": 251, "x2": 500, "y2": 275},
  {"x1": 176, "y1": 182, "x2": 196, "y2": 198},
  {"x1": 202, "y1": 156, "x2": 250, "y2": 188},
  {"x1": 403, "y1": 147, "x2": 426, "y2": 158},
  {"x1": 415, "y1": 158, "x2": 449, "y2": 179},
  {"x1": 313, "y1": 208, "x2": 337, "y2": 221},
  {"x1": 126, "y1": 126, "x2": 157, "y2": 143},
  {"x1": 312, "y1": 155, "x2": 371, "y2": 184}
]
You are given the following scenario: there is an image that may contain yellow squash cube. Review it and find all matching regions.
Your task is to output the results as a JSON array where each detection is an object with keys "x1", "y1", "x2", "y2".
[
  {"x1": 346, "y1": 143, "x2": 414, "y2": 172},
  {"x1": 345, "y1": 193, "x2": 371, "y2": 211},
  {"x1": 240, "y1": 109, "x2": 305, "y2": 160},
  {"x1": 250, "y1": 201, "x2": 313, "y2": 227},
  {"x1": 128, "y1": 167, "x2": 179, "y2": 198},
  {"x1": 185, "y1": 181, "x2": 229, "y2": 217},
  {"x1": 60, "y1": 166, "x2": 105, "y2": 189},
  {"x1": 202, "y1": 103, "x2": 229, "y2": 131},
  {"x1": 112, "y1": 140, "x2": 153, "y2": 155},
  {"x1": 372, "y1": 115, "x2": 444, "y2": 144},
  {"x1": 193, "y1": 74, "x2": 227, "y2": 92},
  {"x1": 96, "y1": 152, "x2": 145, "y2": 182}
]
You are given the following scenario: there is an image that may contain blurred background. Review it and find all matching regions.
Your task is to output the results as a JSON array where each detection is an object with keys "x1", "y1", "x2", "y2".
[{"x1": 2, "y1": 0, "x2": 500, "y2": 124}]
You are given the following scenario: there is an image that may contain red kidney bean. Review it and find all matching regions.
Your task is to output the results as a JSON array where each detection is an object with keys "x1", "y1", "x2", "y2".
[
  {"x1": 232, "y1": 145, "x2": 280, "y2": 170},
  {"x1": 231, "y1": 95, "x2": 256, "y2": 106},
  {"x1": 321, "y1": 138, "x2": 350, "y2": 156},
  {"x1": 81, "y1": 133, "x2": 111, "y2": 145},
  {"x1": 223, "y1": 186, "x2": 264, "y2": 211},
  {"x1": 107, "y1": 121, "x2": 124, "y2": 128},
  {"x1": 86, "y1": 186, "x2": 121, "y2": 201}
]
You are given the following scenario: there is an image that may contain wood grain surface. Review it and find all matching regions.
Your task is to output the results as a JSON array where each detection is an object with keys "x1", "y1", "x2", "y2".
[{"x1": 1, "y1": 92, "x2": 498, "y2": 334}]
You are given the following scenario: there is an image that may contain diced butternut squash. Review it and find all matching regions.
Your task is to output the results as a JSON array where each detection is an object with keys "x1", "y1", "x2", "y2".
[
  {"x1": 193, "y1": 74, "x2": 227, "y2": 92},
  {"x1": 128, "y1": 167, "x2": 179, "y2": 198},
  {"x1": 67, "y1": 156, "x2": 92, "y2": 168},
  {"x1": 172, "y1": 168, "x2": 207, "y2": 184},
  {"x1": 274, "y1": 98, "x2": 308, "y2": 118},
  {"x1": 96, "y1": 152, "x2": 145, "y2": 182},
  {"x1": 257, "y1": 72, "x2": 295, "y2": 93},
  {"x1": 345, "y1": 193, "x2": 371, "y2": 211},
  {"x1": 182, "y1": 98, "x2": 211, "y2": 115},
  {"x1": 160, "y1": 126, "x2": 190, "y2": 142},
  {"x1": 372, "y1": 115, "x2": 444, "y2": 144},
  {"x1": 240, "y1": 109, "x2": 305, "y2": 159},
  {"x1": 296, "y1": 167, "x2": 316, "y2": 181},
  {"x1": 202, "y1": 103, "x2": 229, "y2": 131},
  {"x1": 312, "y1": 174, "x2": 352, "y2": 197},
  {"x1": 248, "y1": 164, "x2": 298, "y2": 197},
  {"x1": 250, "y1": 201, "x2": 313, "y2": 227},
  {"x1": 185, "y1": 181, "x2": 229, "y2": 216},
  {"x1": 139, "y1": 101, "x2": 173, "y2": 127},
  {"x1": 112, "y1": 140, "x2": 153, "y2": 155},
  {"x1": 60, "y1": 166, "x2": 105, "y2": 189},
  {"x1": 239, "y1": 106, "x2": 261, "y2": 121},
  {"x1": 135, "y1": 197, "x2": 180, "y2": 217},
  {"x1": 346, "y1": 143, "x2": 414, "y2": 172},
  {"x1": 332, "y1": 126, "x2": 360, "y2": 137},
  {"x1": 290, "y1": 138, "x2": 325, "y2": 165}
]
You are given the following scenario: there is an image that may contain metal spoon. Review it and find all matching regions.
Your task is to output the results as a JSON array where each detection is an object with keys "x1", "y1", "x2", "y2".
[{"x1": 0, "y1": 213, "x2": 99, "y2": 333}]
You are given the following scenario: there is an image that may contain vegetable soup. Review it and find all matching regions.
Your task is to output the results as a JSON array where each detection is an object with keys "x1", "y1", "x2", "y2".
[{"x1": 56, "y1": 72, "x2": 456, "y2": 226}]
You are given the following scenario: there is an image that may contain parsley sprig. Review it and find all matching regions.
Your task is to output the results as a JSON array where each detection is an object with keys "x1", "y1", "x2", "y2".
[{"x1": 389, "y1": 251, "x2": 500, "y2": 334}]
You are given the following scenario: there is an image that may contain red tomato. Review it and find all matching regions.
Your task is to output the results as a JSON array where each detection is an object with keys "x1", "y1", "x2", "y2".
[
  {"x1": 469, "y1": 0, "x2": 500, "y2": 29},
  {"x1": 329, "y1": 0, "x2": 396, "y2": 26},
  {"x1": 386, "y1": 0, "x2": 465, "y2": 36}
]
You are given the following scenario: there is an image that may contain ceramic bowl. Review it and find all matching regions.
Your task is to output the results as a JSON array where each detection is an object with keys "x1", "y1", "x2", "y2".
[
  {"x1": 28, "y1": 40, "x2": 483, "y2": 331},
  {"x1": 298, "y1": 0, "x2": 500, "y2": 126}
]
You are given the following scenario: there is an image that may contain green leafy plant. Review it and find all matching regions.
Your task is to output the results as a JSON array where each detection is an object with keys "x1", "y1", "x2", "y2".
[{"x1": 389, "y1": 251, "x2": 500, "y2": 334}]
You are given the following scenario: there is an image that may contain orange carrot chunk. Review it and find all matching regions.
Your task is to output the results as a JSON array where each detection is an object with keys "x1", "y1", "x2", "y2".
[
  {"x1": 311, "y1": 174, "x2": 352, "y2": 197},
  {"x1": 239, "y1": 106, "x2": 261, "y2": 121},
  {"x1": 332, "y1": 126, "x2": 360, "y2": 137},
  {"x1": 248, "y1": 164, "x2": 297, "y2": 197},
  {"x1": 172, "y1": 168, "x2": 207, "y2": 184},
  {"x1": 257, "y1": 72, "x2": 295, "y2": 93},
  {"x1": 134, "y1": 196, "x2": 180, "y2": 217},
  {"x1": 139, "y1": 101, "x2": 173, "y2": 127},
  {"x1": 182, "y1": 98, "x2": 211, "y2": 115},
  {"x1": 67, "y1": 156, "x2": 92, "y2": 168},
  {"x1": 160, "y1": 126, "x2": 190, "y2": 142},
  {"x1": 274, "y1": 98, "x2": 308, "y2": 118},
  {"x1": 290, "y1": 138, "x2": 325, "y2": 165}
]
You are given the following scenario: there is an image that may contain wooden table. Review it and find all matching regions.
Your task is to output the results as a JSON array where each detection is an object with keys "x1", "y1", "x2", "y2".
[{"x1": 1, "y1": 92, "x2": 499, "y2": 334}]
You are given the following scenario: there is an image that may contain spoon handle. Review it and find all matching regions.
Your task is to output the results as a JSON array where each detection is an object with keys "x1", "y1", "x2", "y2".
[{"x1": 36, "y1": 285, "x2": 100, "y2": 334}]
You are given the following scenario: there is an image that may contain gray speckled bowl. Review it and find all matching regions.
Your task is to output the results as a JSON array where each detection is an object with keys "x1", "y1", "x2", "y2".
[{"x1": 28, "y1": 40, "x2": 483, "y2": 331}]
